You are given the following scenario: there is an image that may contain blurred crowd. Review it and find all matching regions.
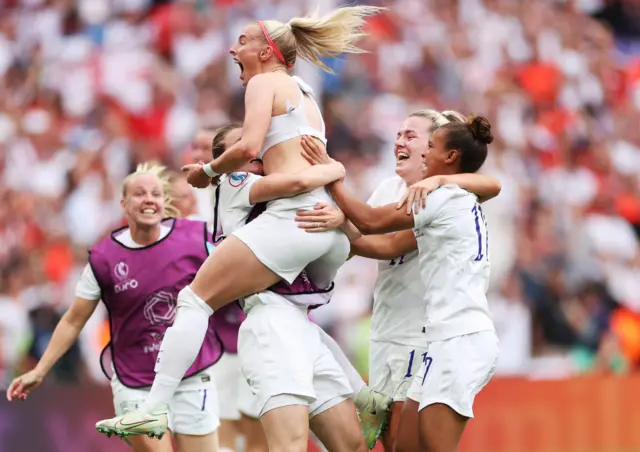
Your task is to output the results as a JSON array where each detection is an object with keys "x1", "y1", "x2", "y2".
[{"x1": 1, "y1": 0, "x2": 640, "y2": 388}]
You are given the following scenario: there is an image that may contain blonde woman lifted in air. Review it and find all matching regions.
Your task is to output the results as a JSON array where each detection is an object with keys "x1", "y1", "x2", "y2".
[{"x1": 97, "y1": 5, "x2": 387, "y2": 452}]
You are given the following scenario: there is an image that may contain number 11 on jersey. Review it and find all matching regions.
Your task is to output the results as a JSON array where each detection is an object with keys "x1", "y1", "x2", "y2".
[{"x1": 472, "y1": 203, "x2": 489, "y2": 262}]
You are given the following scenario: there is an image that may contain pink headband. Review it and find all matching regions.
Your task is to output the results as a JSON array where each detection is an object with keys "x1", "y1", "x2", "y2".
[{"x1": 257, "y1": 20, "x2": 293, "y2": 68}]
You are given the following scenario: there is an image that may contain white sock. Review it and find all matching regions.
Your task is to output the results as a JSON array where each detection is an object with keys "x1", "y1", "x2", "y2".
[
  {"x1": 316, "y1": 326, "x2": 366, "y2": 397},
  {"x1": 143, "y1": 286, "x2": 213, "y2": 411}
]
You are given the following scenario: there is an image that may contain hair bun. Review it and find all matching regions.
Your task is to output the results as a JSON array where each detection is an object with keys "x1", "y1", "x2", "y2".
[{"x1": 466, "y1": 114, "x2": 494, "y2": 145}]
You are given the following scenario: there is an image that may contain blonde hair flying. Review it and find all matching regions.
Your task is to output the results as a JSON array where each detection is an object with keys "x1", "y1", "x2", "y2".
[
  {"x1": 121, "y1": 162, "x2": 179, "y2": 219},
  {"x1": 260, "y1": 5, "x2": 385, "y2": 72}
]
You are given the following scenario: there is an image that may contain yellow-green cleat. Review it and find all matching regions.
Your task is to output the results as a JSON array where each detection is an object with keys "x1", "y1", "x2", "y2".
[
  {"x1": 96, "y1": 403, "x2": 169, "y2": 440},
  {"x1": 355, "y1": 387, "x2": 392, "y2": 449}
]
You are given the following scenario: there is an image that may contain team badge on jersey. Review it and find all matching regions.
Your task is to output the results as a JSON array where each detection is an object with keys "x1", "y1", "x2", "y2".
[{"x1": 229, "y1": 172, "x2": 248, "y2": 188}]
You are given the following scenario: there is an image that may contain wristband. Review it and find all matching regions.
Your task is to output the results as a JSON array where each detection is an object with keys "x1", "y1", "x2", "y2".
[{"x1": 202, "y1": 163, "x2": 219, "y2": 178}]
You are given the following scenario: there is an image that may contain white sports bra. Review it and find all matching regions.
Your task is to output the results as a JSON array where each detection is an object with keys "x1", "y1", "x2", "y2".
[{"x1": 259, "y1": 76, "x2": 327, "y2": 159}]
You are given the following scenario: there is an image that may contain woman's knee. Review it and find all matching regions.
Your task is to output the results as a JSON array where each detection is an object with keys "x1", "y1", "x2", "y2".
[
  {"x1": 320, "y1": 418, "x2": 367, "y2": 452},
  {"x1": 174, "y1": 431, "x2": 219, "y2": 452},
  {"x1": 265, "y1": 428, "x2": 308, "y2": 452},
  {"x1": 260, "y1": 404, "x2": 309, "y2": 452},
  {"x1": 393, "y1": 400, "x2": 420, "y2": 452},
  {"x1": 217, "y1": 420, "x2": 239, "y2": 448},
  {"x1": 417, "y1": 404, "x2": 468, "y2": 452},
  {"x1": 343, "y1": 432, "x2": 368, "y2": 452},
  {"x1": 381, "y1": 401, "x2": 403, "y2": 452},
  {"x1": 309, "y1": 399, "x2": 367, "y2": 452},
  {"x1": 240, "y1": 415, "x2": 268, "y2": 452},
  {"x1": 177, "y1": 285, "x2": 214, "y2": 316}
]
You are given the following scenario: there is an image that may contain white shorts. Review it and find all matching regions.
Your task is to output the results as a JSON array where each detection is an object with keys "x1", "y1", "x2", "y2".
[
  {"x1": 406, "y1": 331, "x2": 499, "y2": 418},
  {"x1": 237, "y1": 364, "x2": 261, "y2": 419},
  {"x1": 210, "y1": 352, "x2": 261, "y2": 420},
  {"x1": 238, "y1": 294, "x2": 352, "y2": 418},
  {"x1": 233, "y1": 207, "x2": 349, "y2": 285},
  {"x1": 211, "y1": 353, "x2": 242, "y2": 421},
  {"x1": 369, "y1": 341, "x2": 427, "y2": 402},
  {"x1": 111, "y1": 371, "x2": 220, "y2": 436}
]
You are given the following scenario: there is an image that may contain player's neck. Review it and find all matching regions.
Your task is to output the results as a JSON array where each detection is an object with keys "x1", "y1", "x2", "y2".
[
  {"x1": 264, "y1": 62, "x2": 287, "y2": 75},
  {"x1": 397, "y1": 171, "x2": 422, "y2": 186},
  {"x1": 403, "y1": 175, "x2": 421, "y2": 186},
  {"x1": 129, "y1": 224, "x2": 161, "y2": 246}
]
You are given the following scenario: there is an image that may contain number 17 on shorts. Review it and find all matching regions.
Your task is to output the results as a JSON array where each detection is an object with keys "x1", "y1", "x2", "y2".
[{"x1": 405, "y1": 350, "x2": 433, "y2": 385}]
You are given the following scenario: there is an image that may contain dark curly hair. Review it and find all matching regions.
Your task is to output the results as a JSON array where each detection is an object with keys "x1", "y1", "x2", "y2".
[{"x1": 439, "y1": 114, "x2": 493, "y2": 173}]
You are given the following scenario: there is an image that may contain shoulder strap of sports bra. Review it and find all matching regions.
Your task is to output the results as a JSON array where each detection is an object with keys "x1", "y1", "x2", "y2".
[
  {"x1": 293, "y1": 76, "x2": 314, "y2": 96},
  {"x1": 292, "y1": 76, "x2": 326, "y2": 135}
]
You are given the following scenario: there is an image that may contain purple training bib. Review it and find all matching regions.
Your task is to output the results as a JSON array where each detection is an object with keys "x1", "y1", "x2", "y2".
[{"x1": 91, "y1": 218, "x2": 223, "y2": 388}]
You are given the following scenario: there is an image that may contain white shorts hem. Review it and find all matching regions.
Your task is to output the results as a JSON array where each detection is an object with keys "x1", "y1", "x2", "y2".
[
  {"x1": 238, "y1": 408, "x2": 259, "y2": 420},
  {"x1": 309, "y1": 395, "x2": 349, "y2": 419},
  {"x1": 417, "y1": 398, "x2": 473, "y2": 419},
  {"x1": 260, "y1": 394, "x2": 312, "y2": 417},
  {"x1": 171, "y1": 422, "x2": 220, "y2": 436}
]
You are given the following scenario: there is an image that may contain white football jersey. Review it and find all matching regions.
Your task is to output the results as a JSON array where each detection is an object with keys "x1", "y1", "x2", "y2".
[
  {"x1": 367, "y1": 176, "x2": 426, "y2": 346},
  {"x1": 214, "y1": 172, "x2": 261, "y2": 237},
  {"x1": 413, "y1": 185, "x2": 495, "y2": 341}
]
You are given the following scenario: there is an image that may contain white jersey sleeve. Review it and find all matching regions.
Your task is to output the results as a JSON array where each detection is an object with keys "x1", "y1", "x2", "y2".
[
  {"x1": 413, "y1": 184, "x2": 466, "y2": 229},
  {"x1": 227, "y1": 172, "x2": 258, "y2": 208},
  {"x1": 366, "y1": 175, "x2": 407, "y2": 207},
  {"x1": 217, "y1": 172, "x2": 262, "y2": 236},
  {"x1": 75, "y1": 263, "x2": 102, "y2": 301}
]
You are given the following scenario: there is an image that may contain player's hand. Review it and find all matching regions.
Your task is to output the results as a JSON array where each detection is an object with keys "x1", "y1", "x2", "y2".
[
  {"x1": 181, "y1": 163, "x2": 212, "y2": 189},
  {"x1": 295, "y1": 202, "x2": 345, "y2": 233},
  {"x1": 397, "y1": 176, "x2": 443, "y2": 215},
  {"x1": 7, "y1": 370, "x2": 45, "y2": 402},
  {"x1": 301, "y1": 136, "x2": 333, "y2": 165}
]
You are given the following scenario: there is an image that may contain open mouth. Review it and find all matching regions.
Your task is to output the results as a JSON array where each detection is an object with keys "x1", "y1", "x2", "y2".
[
  {"x1": 396, "y1": 152, "x2": 409, "y2": 163},
  {"x1": 421, "y1": 157, "x2": 428, "y2": 171},
  {"x1": 233, "y1": 58, "x2": 244, "y2": 79},
  {"x1": 141, "y1": 208, "x2": 157, "y2": 215}
]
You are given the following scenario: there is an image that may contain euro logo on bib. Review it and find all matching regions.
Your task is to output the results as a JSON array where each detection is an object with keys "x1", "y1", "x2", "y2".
[{"x1": 114, "y1": 260, "x2": 139, "y2": 293}]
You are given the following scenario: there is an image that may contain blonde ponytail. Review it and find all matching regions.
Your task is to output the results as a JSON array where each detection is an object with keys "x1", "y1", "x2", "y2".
[
  {"x1": 262, "y1": 5, "x2": 385, "y2": 73},
  {"x1": 121, "y1": 162, "x2": 179, "y2": 218}
]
